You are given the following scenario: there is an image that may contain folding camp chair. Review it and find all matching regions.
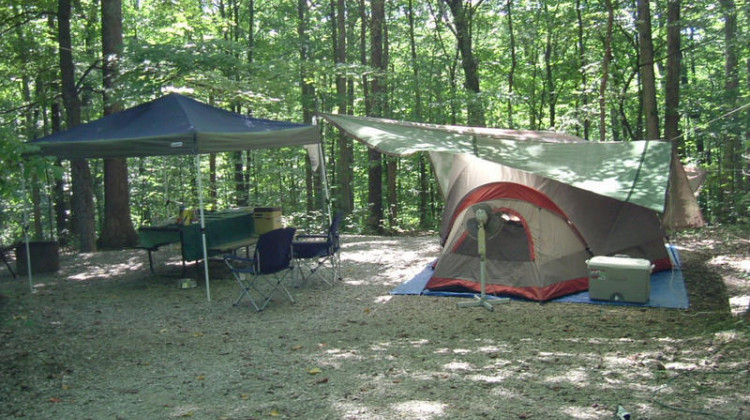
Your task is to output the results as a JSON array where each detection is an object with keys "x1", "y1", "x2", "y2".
[
  {"x1": 292, "y1": 212, "x2": 342, "y2": 286},
  {"x1": 223, "y1": 227, "x2": 296, "y2": 311}
]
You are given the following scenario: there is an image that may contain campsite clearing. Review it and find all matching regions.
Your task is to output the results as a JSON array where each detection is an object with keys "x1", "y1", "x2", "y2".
[{"x1": 1, "y1": 227, "x2": 748, "y2": 419}]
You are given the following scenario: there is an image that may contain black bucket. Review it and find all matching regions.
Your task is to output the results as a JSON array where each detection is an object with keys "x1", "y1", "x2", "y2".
[{"x1": 15, "y1": 241, "x2": 60, "y2": 275}]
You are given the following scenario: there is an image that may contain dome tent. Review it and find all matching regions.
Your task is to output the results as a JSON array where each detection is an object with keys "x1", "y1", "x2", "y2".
[{"x1": 321, "y1": 113, "x2": 702, "y2": 301}]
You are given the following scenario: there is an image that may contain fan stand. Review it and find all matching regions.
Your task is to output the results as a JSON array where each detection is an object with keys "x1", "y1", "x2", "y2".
[{"x1": 457, "y1": 208, "x2": 510, "y2": 311}]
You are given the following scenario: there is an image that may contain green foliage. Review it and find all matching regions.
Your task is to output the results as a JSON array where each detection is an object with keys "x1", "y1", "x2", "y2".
[{"x1": 0, "y1": 0, "x2": 747, "y2": 242}]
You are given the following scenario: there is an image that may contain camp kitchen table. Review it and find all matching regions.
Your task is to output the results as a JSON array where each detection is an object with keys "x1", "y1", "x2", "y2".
[{"x1": 138, "y1": 210, "x2": 257, "y2": 274}]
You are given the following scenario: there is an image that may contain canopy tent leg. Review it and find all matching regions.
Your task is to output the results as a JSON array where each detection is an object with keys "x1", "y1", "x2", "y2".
[{"x1": 195, "y1": 154, "x2": 211, "y2": 302}]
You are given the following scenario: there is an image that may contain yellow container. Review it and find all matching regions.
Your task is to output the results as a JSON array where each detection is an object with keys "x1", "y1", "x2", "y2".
[{"x1": 253, "y1": 207, "x2": 282, "y2": 235}]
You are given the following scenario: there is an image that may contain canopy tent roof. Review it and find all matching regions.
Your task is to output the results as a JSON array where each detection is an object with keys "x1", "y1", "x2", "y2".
[
  {"x1": 23, "y1": 93, "x2": 324, "y2": 302},
  {"x1": 28, "y1": 93, "x2": 320, "y2": 158},
  {"x1": 320, "y1": 113, "x2": 703, "y2": 228}
]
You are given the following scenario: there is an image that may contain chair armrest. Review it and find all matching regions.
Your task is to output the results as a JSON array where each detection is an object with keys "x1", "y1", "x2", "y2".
[
  {"x1": 223, "y1": 254, "x2": 256, "y2": 264},
  {"x1": 295, "y1": 234, "x2": 328, "y2": 240}
]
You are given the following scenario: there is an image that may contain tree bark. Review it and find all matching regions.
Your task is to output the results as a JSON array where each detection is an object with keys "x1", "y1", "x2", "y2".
[
  {"x1": 368, "y1": 0, "x2": 385, "y2": 234},
  {"x1": 59, "y1": 0, "x2": 97, "y2": 252},
  {"x1": 506, "y1": 0, "x2": 516, "y2": 128},
  {"x1": 718, "y1": 0, "x2": 741, "y2": 219},
  {"x1": 299, "y1": 0, "x2": 320, "y2": 213},
  {"x1": 599, "y1": 0, "x2": 613, "y2": 141},
  {"x1": 665, "y1": 0, "x2": 682, "y2": 151},
  {"x1": 407, "y1": 0, "x2": 429, "y2": 229},
  {"x1": 100, "y1": 0, "x2": 138, "y2": 249},
  {"x1": 445, "y1": 0, "x2": 485, "y2": 127},
  {"x1": 544, "y1": 3, "x2": 556, "y2": 129},
  {"x1": 334, "y1": 0, "x2": 354, "y2": 216},
  {"x1": 637, "y1": 0, "x2": 660, "y2": 140},
  {"x1": 576, "y1": 0, "x2": 589, "y2": 139}
]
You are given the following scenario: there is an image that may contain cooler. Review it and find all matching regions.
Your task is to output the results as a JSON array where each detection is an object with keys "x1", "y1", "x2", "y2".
[
  {"x1": 253, "y1": 207, "x2": 282, "y2": 235},
  {"x1": 587, "y1": 256, "x2": 653, "y2": 303}
]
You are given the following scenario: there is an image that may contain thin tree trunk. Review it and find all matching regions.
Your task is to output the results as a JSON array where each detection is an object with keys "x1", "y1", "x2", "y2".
[
  {"x1": 407, "y1": 0, "x2": 429, "y2": 228},
  {"x1": 335, "y1": 0, "x2": 353, "y2": 216},
  {"x1": 299, "y1": 0, "x2": 319, "y2": 212},
  {"x1": 383, "y1": 7, "x2": 397, "y2": 231},
  {"x1": 746, "y1": 2, "x2": 750, "y2": 198},
  {"x1": 100, "y1": 0, "x2": 138, "y2": 249},
  {"x1": 368, "y1": 0, "x2": 385, "y2": 234},
  {"x1": 665, "y1": 0, "x2": 682, "y2": 152},
  {"x1": 576, "y1": 0, "x2": 589, "y2": 139},
  {"x1": 59, "y1": 0, "x2": 97, "y2": 252},
  {"x1": 599, "y1": 0, "x2": 614, "y2": 141},
  {"x1": 507, "y1": 0, "x2": 516, "y2": 128},
  {"x1": 445, "y1": 0, "x2": 485, "y2": 127},
  {"x1": 637, "y1": 0, "x2": 659, "y2": 140},
  {"x1": 718, "y1": 0, "x2": 740, "y2": 219},
  {"x1": 544, "y1": 3, "x2": 556, "y2": 129}
]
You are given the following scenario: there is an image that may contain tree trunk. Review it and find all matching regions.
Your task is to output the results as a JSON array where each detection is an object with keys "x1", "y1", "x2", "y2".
[
  {"x1": 100, "y1": 0, "x2": 138, "y2": 249},
  {"x1": 334, "y1": 0, "x2": 354, "y2": 216},
  {"x1": 368, "y1": 0, "x2": 385, "y2": 234},
  {"x1": 507, "y1": 0, "x2": 516, "y2": 128},
  {"x1": 299, "y1": 0, "x2": 320, "y2": 213},
  {"x1": 665, "y1": 0, "x2": 682, "y2": 151},
  {"x1": 445, "y1": 0, "x2": 485, "y2": 127},
  {"x1": 599, "y1": 0, "x2": 613, "y2": 141},
  {"x1": 58, "y1": 0, "x2": 97, "y2": 252},
  {"x1": 718, "y1": 0, "x2": 740, "y2": 220},
  {"x1": 576, "y1": 0, "x2": 590, "y2": 139},
  {"x1": 746, "y1": 2, "x2": 750, "y2": 198},
  {"x1": 408, "y1": 0, "x2": 429, "y2": 228},
  {"x1": 544, "y1": 3, "x2": 556, "y2": 129},
  {"x1": 637, "y1": 0, "x2": 659, "y2": 140}
]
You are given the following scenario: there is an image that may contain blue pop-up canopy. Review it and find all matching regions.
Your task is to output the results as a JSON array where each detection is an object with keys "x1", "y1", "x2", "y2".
[
  {"x1": 28, "y1": 93, "x2": 320, "y2": 158},
  {"x1": 26, "y1": 93, "x2": 324, "y2": 301}
]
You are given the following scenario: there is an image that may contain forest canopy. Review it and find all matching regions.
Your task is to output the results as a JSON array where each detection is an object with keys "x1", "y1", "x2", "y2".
[{"x1": 0, "y1": 0, "x2": 747, "y2": 249}]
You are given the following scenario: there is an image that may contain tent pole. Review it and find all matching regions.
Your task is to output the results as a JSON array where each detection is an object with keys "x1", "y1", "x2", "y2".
[
  {"x1": 312, "y1": 116, "x2": 332, "y2": 225},
  {"x1": 195, "y1": 154, "x2": 211, "y2": 302},
  {"x1": 318, "y1": 142, "x2": 332, "y2": 225},
  {"x1": 19, "y1": 163, "x2": 33, "y2": 292}
]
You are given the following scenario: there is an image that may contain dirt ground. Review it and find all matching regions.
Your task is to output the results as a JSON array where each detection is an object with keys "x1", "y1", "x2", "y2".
[{"x1": 1, "y1": 227, "x2": 748, "y2": 420}]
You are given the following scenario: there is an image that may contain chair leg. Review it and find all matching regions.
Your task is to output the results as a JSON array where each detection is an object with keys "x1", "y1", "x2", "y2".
[
  {"x1": 263, "y1": 269, "x2": 296, "y2": 306},
  {"x1": 233, "y1": 273, "x2": 264, "y2": 312}
]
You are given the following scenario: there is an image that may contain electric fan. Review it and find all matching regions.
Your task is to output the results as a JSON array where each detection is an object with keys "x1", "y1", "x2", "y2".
[{"x1": 457, "y1": 203, "x2": 510, "y2": 311}]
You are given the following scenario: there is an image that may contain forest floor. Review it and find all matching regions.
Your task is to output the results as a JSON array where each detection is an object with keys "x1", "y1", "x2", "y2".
[{"x1": 0, "y1": 226, "x2": 748, "y2": 420}]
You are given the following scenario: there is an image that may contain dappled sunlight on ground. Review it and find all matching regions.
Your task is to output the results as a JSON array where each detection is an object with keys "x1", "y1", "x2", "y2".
[
  {"x1": 339, "y1": 235, "x2": 440, "y2": 287},
  {"x1": 1, "y1": 232, "x2": 747, "y2": 419},
  {"x1": 391, "y1": 400, "x2": 447, "y2": 418},
  {"x1": 56, "y1": 251, "x2": 147, "y2": 282}
]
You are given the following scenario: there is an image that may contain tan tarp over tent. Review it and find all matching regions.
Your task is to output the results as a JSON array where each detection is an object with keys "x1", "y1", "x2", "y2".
[{"x1": 321, "y1": 113, "x2": 704, "y2": 301}]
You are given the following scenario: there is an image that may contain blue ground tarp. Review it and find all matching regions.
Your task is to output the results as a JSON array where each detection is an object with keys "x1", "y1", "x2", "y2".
[{"x1": 391, "y1": 249, "x2": 690, "y2": 309}]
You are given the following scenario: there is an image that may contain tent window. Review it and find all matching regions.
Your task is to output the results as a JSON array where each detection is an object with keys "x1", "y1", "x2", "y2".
[{"x1": 454, "y1": 211, "x2": 532, "y2": 261}]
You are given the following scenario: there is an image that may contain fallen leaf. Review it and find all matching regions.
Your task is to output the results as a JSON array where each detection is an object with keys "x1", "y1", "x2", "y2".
[
  {"x1": 49, "y1": 397, "x2": 63, "y2": 403},
  {"x1": 291, "y1": 345, "x2": 303, "y2": 350},
  {"x1": 192, "y1": 332, "x2": 204, "y2": 337},
  {"x1": 316, "y1": 377, "x2": 329, "y2": 384},
  {"x1": 196, "y1": 375, "x2": 206, "y2": 380},
  {"x1": 307, "y1": 367, "x2": 322, "y2": 375},
  {"x1": 269, "y1": 409, "x2": 281, "y2": 416}
]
